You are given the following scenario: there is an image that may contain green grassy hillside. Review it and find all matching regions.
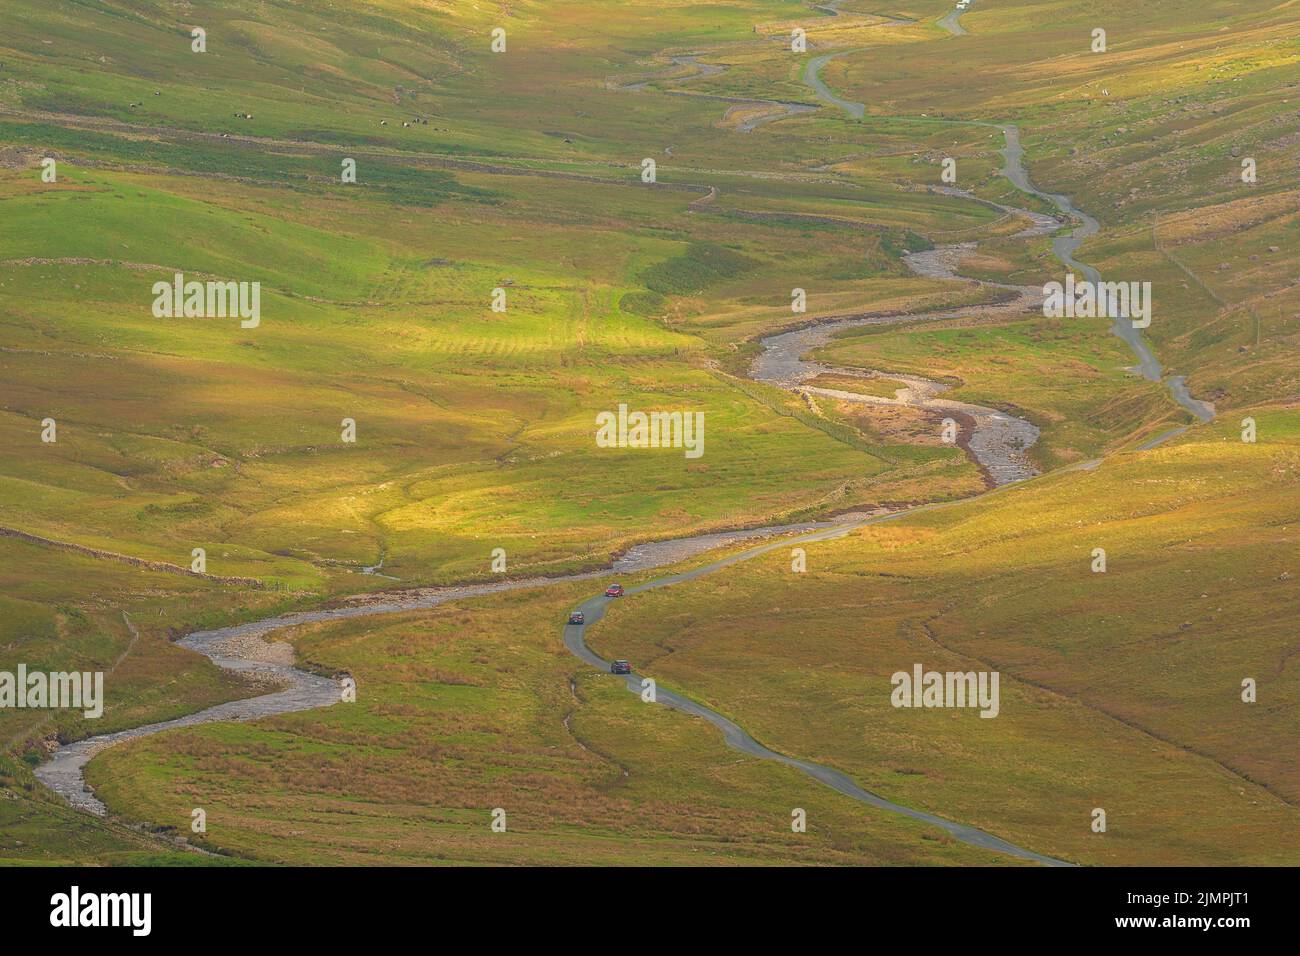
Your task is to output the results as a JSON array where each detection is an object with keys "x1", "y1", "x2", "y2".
[
  {"x1": 1, "y1": 0, "x2": 1295, "y2": 865},
  {"x1": 587, "y1": 408, "x2": 1300, "y2": 865}
]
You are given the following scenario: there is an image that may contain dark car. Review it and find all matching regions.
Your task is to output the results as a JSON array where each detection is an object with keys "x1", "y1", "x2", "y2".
[
  {"x1": 610, "y1": 660, "x2": 631, "y2": 675},
  {"x1": 604, "y1": 584, "x2": 625, "y2": 597},
  {"x1": 568, "y1": 611, "x2": 584, "y2": 625}
]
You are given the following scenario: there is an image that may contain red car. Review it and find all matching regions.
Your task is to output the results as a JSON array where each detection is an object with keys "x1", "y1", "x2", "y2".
[{"x1": 604, "y1": 584, "x2": 625, "y2": 597}]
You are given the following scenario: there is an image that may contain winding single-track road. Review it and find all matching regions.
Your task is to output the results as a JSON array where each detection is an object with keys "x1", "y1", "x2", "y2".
[{"x1": 564, "y1": 520, "x2": 1069, "y2": 865}]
